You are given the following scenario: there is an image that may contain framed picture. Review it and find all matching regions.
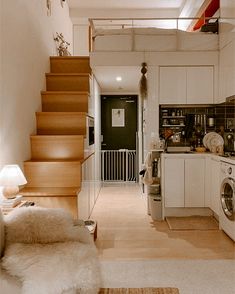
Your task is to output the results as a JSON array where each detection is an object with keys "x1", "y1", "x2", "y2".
[{"x1": 112, "y1": 109, "x2": 125, "y2": 127}]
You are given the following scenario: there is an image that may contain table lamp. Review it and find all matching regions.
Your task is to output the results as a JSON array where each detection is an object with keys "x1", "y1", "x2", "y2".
[{"x1": 0, "y1": 165, "x2": 27, "y2": 199}]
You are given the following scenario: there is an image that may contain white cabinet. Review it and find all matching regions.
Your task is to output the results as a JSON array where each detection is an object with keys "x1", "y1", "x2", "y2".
[
  {"x1": 210, "y1": 158, "x2": 221, "y2": 216},
  {"x1": 219, "y1": 40, "x2": 235, "y2": 102},
  {"x1": 163, "y1": 156, "x2": 205, "y2": 208},
  {"x1": 159, "y1": 66, "x2": 214, "y2": 104},
  {"x1": 185, "y1": 158, "x2": 205, "y2": 207},
  {"x1": 78, "y1": 153, "x2": 95, "y2": 220},
  {"x1": 187, "y1": 67, "x2": 214, "y2": 104},
  {"x1": 164, "y1": 158, "x2": 184, "y2": 207},
  {"x1": 159, "y1": 67, "x2": 186, "y2": 104}
]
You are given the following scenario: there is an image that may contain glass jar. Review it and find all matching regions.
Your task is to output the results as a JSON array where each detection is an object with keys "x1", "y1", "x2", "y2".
[{"x1": 162, "y1": 110, "x2": 168, "y2": 117}]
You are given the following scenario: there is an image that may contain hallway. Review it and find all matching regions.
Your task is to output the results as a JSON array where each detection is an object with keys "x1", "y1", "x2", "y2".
[{"x1": 91, "y1": 183, "x2": 235, "y2": 260}]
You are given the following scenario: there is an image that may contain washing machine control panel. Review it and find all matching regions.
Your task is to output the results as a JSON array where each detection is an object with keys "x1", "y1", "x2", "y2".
[{"x1": 221, "y1": 162, "x2": 235, "y2": 179}]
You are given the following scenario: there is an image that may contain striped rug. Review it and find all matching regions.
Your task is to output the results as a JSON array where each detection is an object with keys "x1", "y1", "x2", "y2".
[{"x1": 99, "y1": 288, "x2": 179, "y2": 294}]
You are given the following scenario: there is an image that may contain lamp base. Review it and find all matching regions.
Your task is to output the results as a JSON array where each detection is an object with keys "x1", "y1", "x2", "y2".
[{"x1": 2, "y1": 186, "x2": 19, "y2": 199}]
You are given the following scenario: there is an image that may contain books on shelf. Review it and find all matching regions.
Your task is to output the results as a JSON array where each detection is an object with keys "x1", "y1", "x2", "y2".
[{"x1": 0, "y1": 195, "x2": 22, "y2": 208}]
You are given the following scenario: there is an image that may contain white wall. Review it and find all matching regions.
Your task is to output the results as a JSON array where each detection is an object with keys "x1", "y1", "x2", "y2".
[
  {"x1": 73, "y1": 23, "x2": 90, "y2": 56},
  {"x1": 0, "y1": 0, "x2": 73, "y2": 169}
]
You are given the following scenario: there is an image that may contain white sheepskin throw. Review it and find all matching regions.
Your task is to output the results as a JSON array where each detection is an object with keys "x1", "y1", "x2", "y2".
[
  {"x1": 2, "y1": 241, "x2": 101, "y2": 294},
  {"x1": 2, "y1": 207, "x2": 101, "y2": 294},
  {"x1": 5, "y1": 207, "x2": 92, "y2": 245}
]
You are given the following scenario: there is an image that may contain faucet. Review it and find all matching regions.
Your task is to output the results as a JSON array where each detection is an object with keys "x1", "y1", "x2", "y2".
[{"x1": 165, "y1": 132, "x2": 181, "y2": 151}]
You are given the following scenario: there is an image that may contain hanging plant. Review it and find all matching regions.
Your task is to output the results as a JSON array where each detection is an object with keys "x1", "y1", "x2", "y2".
[{"x1": 139, "y1": 62, "x2": 147, "y2": 100}]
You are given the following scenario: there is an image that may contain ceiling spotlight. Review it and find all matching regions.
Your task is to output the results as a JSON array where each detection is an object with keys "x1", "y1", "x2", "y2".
[{"x1": 116, "y1": 76, "x2": 122, "y2": 82}]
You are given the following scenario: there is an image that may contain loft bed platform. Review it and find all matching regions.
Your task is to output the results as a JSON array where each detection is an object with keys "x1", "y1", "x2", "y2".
[{"x1": 89, "y1": 18, "x2": 219, "y2": 52}]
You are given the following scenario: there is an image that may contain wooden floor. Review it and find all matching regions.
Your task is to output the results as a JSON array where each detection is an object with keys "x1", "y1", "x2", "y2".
[{"x1": 91, "y1": 183, "x2": 235, "y2": 260}]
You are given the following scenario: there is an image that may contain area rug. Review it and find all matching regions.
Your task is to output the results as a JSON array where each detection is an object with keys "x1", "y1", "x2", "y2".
[
  {"x1": 166, "y1": 215, "x2": 219, "y2": 230},
  {"x1": 99, "y1": 288, "x2": 179, "y2": 294}
]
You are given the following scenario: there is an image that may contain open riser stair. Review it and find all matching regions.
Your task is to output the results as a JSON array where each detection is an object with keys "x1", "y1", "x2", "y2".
[{"x1": 21, "y1": 56, "x2": 91, "y2": 218}]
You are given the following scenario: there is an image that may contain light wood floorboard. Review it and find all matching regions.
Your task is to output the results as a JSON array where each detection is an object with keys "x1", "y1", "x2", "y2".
[{"x1": 91, "y1": 183, "x2": 235, "y2": 260}]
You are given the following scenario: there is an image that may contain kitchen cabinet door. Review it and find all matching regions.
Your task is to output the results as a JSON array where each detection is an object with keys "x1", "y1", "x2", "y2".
[
  {"x1": 210, "y1": 158, "x2": 221, "y2": 215},
  {"x1": 159, "y1": 67, "x2": 187, "y2": 104},
  {"x1": 78, "y1": 160, "x2": 90, "y2": 220},
  {"x1": 89, "y1": 154, "x2": 95, "y2": 214},
  {"x1": 164, "y1": 158, "x2": 184, "y2": 207},
  {"x1": 187, "y1": 67, "x2": 214, "y2": 104},
  {"x1": 185, "y1": 158, "x2": 205, "y2": 207}
]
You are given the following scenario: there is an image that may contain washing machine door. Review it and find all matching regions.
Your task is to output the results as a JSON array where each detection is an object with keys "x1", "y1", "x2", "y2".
[{"x1": 220, "y1": 178, "x2": 235, "y2": 221}]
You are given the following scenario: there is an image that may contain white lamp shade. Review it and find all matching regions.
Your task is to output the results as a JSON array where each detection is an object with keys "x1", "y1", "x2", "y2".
[{"x1": 0, "y1": 165, "x2": 27, "y2": 186}]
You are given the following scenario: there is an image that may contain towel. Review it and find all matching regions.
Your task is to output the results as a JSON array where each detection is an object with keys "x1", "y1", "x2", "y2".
[{"x1": 143, "y1": 152, "x2": 153, "y2": 185}]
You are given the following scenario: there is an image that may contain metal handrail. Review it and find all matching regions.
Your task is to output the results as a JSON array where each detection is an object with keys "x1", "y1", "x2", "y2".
[{"x1": 89, "y1": 16, "x2": 219, "y2": 31}]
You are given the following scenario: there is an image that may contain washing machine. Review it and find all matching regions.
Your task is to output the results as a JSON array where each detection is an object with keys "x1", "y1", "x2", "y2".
[{"x1": 220, "y1": 161, "x2": 235, "y2": 241}]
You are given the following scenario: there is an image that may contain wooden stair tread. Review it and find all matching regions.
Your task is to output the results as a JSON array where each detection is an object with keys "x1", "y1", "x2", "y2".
[
  {"x1": 46, "y1": 73, "x2": 90, "y2": 77},
  {"x1": 41, "y1": 91, "x2": 90, "y2": 95},
  {"x1": 36, "y1": 111, "x2": 87, "y2": 115},
  {"x1": 46, "y1": 74, "x2": 90, "y2": 92},
  {"x1": 50, "y1": 56, "x2": 91, "y2": 74},
  {"x1": 21, "y1": 187, "x2": 80, "y2": 197},
  {"x1": 25, "y1": 159, "x2": 82, "y2": 162},
  {"x1": 24, "y1": 161, "x2": 81, "y2": 188},
  {"x1": 30, "y1": 135, "x2": 84, "y2": 139},
  {"x1": 50, "y1": 56, "x2": 90, "y2": 60},
  {"x1": 36, "y1": 112, "x2": 87, "y2": 135},
  {"x1": 41, "y1": 92, "x2": 89, "y2": 112}
]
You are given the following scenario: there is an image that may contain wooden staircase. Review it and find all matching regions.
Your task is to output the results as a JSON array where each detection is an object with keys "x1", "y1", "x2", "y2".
[{"x1": 21, "y1": 56, "x2": 91, "y2": 218}]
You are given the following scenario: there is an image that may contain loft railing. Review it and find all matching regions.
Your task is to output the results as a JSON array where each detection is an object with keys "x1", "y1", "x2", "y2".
[
  {"x1": 88, "y1": 17, "x2": 219, "y2": 52},
  {"x1": 89, "y1": 17, "x2": 219, "y2": 31}
]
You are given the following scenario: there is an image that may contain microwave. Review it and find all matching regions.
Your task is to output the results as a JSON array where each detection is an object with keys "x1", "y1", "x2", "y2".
[{"x1": 88, "y1": 117, "x2": 94, "y2": 146}]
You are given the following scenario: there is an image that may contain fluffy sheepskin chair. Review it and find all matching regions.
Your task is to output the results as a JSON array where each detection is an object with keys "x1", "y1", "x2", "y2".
[{"x1": 0, "y1": 207, "x2": 101, "y2": 294}]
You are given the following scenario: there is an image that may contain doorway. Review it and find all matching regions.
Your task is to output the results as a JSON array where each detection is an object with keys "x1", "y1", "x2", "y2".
[{"x1": 101, "y1": 95, "x2": 138, "y2": 182}]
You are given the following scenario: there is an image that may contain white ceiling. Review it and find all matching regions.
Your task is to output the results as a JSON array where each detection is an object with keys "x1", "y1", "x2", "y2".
[
  {"x1": 93, "y1": 66, "x2": 141, "y2": 93},
  {"x1": 67, "y1": 0, "x2": 185, "y2": 10},
  {"x1": 68, "y1": 0, "x2": 214, "y2": 93}
]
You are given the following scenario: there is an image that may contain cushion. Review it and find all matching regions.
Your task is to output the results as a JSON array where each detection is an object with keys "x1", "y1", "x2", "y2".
[
  {"x1": 4, "y1": 207, "x2": 84, "y2": 245},
  {"x1": 0, "y1": 209, "x2": 5, "y2": 256}
]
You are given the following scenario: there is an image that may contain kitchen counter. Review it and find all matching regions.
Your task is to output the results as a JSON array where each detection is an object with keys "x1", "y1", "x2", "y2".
[{"x1": 162, "y1": 151, "x2": 235, "y2": 164}]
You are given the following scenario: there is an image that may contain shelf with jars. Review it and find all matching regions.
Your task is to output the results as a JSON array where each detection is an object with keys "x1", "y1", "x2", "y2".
[{"x1": 161, "y1": 109, "x2": 186, "y2": 128}]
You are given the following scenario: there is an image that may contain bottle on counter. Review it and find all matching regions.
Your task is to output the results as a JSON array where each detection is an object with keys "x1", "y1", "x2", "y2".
[
  {"x1": 152, "y1": 158, "x2": 158, "y2": 178},
  {"x1": 208, "y1": 115, "x2": 215, "y2": 127}
]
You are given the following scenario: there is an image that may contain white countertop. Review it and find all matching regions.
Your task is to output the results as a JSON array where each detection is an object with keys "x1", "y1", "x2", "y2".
[{"x1": 162, "y1": 152, "x2": 235, "y2": 165}]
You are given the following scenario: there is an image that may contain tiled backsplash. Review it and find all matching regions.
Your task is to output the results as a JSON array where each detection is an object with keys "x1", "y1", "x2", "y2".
[
  {"x1": 159, "y1": 102, "x2": 235, "y2": 151},
  {"x1": 215, "y1": 101, "x2": 235, "y2": 152}
]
